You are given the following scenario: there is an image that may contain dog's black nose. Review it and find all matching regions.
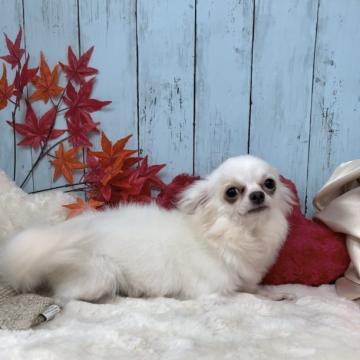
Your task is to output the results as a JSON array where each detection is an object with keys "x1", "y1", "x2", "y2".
[{"x1": 249, "y1": 191, "x2": 265, "y2": 205}]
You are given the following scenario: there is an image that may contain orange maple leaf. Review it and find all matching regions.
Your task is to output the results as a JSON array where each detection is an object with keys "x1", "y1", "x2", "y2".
[
  {"x1": 51, "y1": 143, "x2": 86, "y2": 183},
  {"x1": 101, "y1": 155, "x2": 129, "y2": 186},
  {"x1": 30, "y1": 52, "x2": 63, "y2": 103},
  {"x1": 63, "y1": 197, "x2": 104, "y2": 219},
  {"x1": 89, "y1": 133, "x2": 137, "y2": 186},
  {"x1": 0, "y1": 64, "x2": 14, "y2": 110},
  {"x1": 90, "y1": 132, "x2": 136, "y2": 167}
]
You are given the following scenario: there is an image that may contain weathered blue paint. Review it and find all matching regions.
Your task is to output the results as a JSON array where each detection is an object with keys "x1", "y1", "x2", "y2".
[
  {"x1": 79, "y1": 0, "x2": 138, "y2": 149},
  {"x1": 306, "y1": 0, "x2": 360, "y2": 215},
  {"x1": 195, "y1": 0, "x2": 253, "y2": 175},
  {"x1": 0, "y1": 0, "x2": 359, "y2": 215},
  {"x1": 0, "y1": 0, "x2": 33, "y2": 192},
  {"x1": 23, "y1": 0, "x2": 79, "y2": 191},
  {"x1": 249, "y1": 0, "x2": 318, "y2": 212},
  {"x1": 137, "y1": 0, "x2": 195, "y2": 181}
]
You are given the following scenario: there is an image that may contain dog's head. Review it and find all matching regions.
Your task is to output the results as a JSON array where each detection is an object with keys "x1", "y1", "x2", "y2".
[{"x1": 177, "y1": 155, "x2": 293, "y2": 222}]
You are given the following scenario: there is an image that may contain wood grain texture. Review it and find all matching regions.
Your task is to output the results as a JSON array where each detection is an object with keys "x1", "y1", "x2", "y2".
[
  {"x1": 23, "y1": 0, "x2": 79, "y2": 191},
  {"x1": 79, "y1": 0, "x2": 138, "y2": 149},
  {"x1": 137, "y1": 0, "x2": 195, "y2": 181},
  {"x1": 0, "y1": 1, "x2": 34, "y2": 191},
  {"x1": 249, "y1": 0, "x2": 318, "y2": 210},
  {"x1": 194, "y1": 0, "x2": 253, "y2": 175},
  {"x1": 306, "y1": 0, "x2": 360, "y2": 215},
  {"x1": 1, "y1": 0, "x2": 360, "y2": 215}
]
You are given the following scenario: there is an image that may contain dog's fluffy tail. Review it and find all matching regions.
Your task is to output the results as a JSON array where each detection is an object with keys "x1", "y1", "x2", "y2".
[{"x1": 0, "y1": 224, "x2": 89, "y2": 292}]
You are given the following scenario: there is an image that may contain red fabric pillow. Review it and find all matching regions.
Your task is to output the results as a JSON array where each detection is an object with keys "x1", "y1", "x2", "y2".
[{"x1": 157, "y1": 174, "x2": 350, "y2": 285}]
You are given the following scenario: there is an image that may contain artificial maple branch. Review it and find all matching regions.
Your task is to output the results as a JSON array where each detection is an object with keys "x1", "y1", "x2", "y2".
[
  {"x1": 64, "y1": 187, "x2": 88, "y2": 193},
  {"x1": 28, "y1": 181, "x2": 87, "y2": 194},
  {"x1": 11, "y1": 101, "x2": 19, "y2": 181},
  {"x1": 11, "y1": 63, "x2": 24, "y2": 181},
  {"x1": 20, "y1": 52, "x2": 72, "y2": 186},
  {"x1": 2, "y1": 32, "x2": 166, "y2": 210},
  {"x1": 39, "y1": 83, "x2": 69, "y2": 150},
  {"x1": 0, "y1": 29, "x2": 32, "y2": 181},
  {"x1": 19, "y1": 79, "x2": 71, "y2": 189}
]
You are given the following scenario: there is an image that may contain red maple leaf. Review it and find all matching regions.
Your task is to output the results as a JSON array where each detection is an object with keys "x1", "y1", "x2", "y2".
[
  {"x1": 30, "y1": 52, "x2": 63, "y2": 103},
  {"x1": 84, "y1": 152, "x2": 105, "y2": 184},
  {"x1": 59, "y1": 46, "x2": 98, "y2": 84},
  {"x1": 99, "y1": 184, "x2": 112, "y2": 202},
  {"x1": 111, "y1": 157, "x2": 166, "y2": 203},
  {"x1": 63, "y1": 78, "x2": 111, "y2": 128},
  {"x1": 0, "y1": 28, "x2": 24, "y2": 69},
  {"x1": 51, "y1": 143, "x2": 86, "y2": 183},
  {"x1": 90, "y1": 133, "x2": 137, "y2": 185},
  {"x1": 13, "y1": 55, "x2": 38, "y2": 101},
  {"x1": 7, "y1": 101, "x2": 64, "y2": 148},
  {"x1": 83, "y1": 133, "x2": 166, "y2": 205},
  {"x1": 66, "y1": 117, "x2": 98, "y2": 148},
  {"x1": 85, "y1": 133, "x2": 137, "y2": 201},
  {"x1": 63, "y1": 197, "x2": 104, "y2": 219},
  {"x1": 0, "y1": 64, "x2": 14, "y2": 110},
  {"x1": 135, "y1": 156, "x2": 166, "y2": 195}
]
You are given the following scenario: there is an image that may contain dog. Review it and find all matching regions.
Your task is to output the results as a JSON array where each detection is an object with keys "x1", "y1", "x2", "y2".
[{"x1": 0, "y1": 155, "x2": 294, "y2": 304}]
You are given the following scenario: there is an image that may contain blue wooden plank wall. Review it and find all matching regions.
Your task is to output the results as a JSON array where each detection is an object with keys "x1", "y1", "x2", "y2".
[{"x1": 0, "y1": 0, "x2": 359, "y2": 216}]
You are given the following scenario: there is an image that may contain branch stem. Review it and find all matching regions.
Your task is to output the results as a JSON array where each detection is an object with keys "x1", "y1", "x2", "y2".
[
  {"x1": 20, "y1": 136, "x2": 70, "y2": 188},
  {"x1": 11, "y1": 97, "x2": 22, "y2": 181},
  {"x1": 28, "y1": 181, "x2": 87, "y2": 194},
  {"x1": 20, "y1": 81, "x2": 71, "y2": 189}
]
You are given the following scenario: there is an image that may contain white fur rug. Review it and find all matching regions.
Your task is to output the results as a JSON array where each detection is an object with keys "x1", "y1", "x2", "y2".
[{"x1": 0, "y1": 285, "x2": 360, "y2": 360}]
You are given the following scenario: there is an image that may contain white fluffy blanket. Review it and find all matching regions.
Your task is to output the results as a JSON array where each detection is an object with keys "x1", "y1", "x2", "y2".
[
  {"x1": 1, "y1": 284, "x2": 360, "y2": 360},
  {"x1": 1, "y1": 171, "x2": 360, "y2": 359}
]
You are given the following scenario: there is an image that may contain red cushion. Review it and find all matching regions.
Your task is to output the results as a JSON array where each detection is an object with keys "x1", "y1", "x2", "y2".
[
  {"x1": 263, "y1": 177, "x2": 349, "y2": 285},
  {"x1": 157, "y1": 174, "x2": 350, "y2": 285}
]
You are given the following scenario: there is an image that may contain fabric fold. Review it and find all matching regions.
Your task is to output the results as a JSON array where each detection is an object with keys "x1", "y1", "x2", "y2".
[{"x1": 314, "y1": 160, "x2": 360, "y2": 300}]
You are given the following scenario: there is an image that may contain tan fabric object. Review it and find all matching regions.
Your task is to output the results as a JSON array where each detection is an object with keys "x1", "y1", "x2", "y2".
[
  {"x1": 314, "y1": 160, "x2": 360, "y2": 300},
  {"x1": 316, "y1": 189, "x2": 360, "y2": 239},
  {"x1": 0, "y1": 277, "x2": 61, "y2": 330},
  {"x1": 314, "y1": 159, "x2": 360, "y2": 211}
]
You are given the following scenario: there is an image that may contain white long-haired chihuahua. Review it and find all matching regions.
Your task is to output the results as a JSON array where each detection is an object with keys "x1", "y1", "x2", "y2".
[{"x1": 0, "y1": 155, "x2": 294, "y2": 303}]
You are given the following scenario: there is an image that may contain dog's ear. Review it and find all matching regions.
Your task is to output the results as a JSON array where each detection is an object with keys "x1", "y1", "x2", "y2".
[
  {"x1": 278, "y1": 181, "x2": 296, "y2": 216},
  {"x1": 176, "y1": 179, "x2": 210, "y2": 214}
]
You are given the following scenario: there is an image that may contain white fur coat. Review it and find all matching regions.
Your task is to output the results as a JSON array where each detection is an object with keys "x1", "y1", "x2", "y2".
[{"x1": 0, "y1": 170, "x2": 74, "y2": 243}]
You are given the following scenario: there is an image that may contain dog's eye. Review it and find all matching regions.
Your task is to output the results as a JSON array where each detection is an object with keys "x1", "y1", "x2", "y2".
[
  {"x1": 226, "y1": 187, "x2": 239, "y2": 198},
  {"x1": 224, "y1": 187, "x2": 242, "y2": 203},
  {"x1": 263, "y1": 178, "x2": 276, "y2": 191}
]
